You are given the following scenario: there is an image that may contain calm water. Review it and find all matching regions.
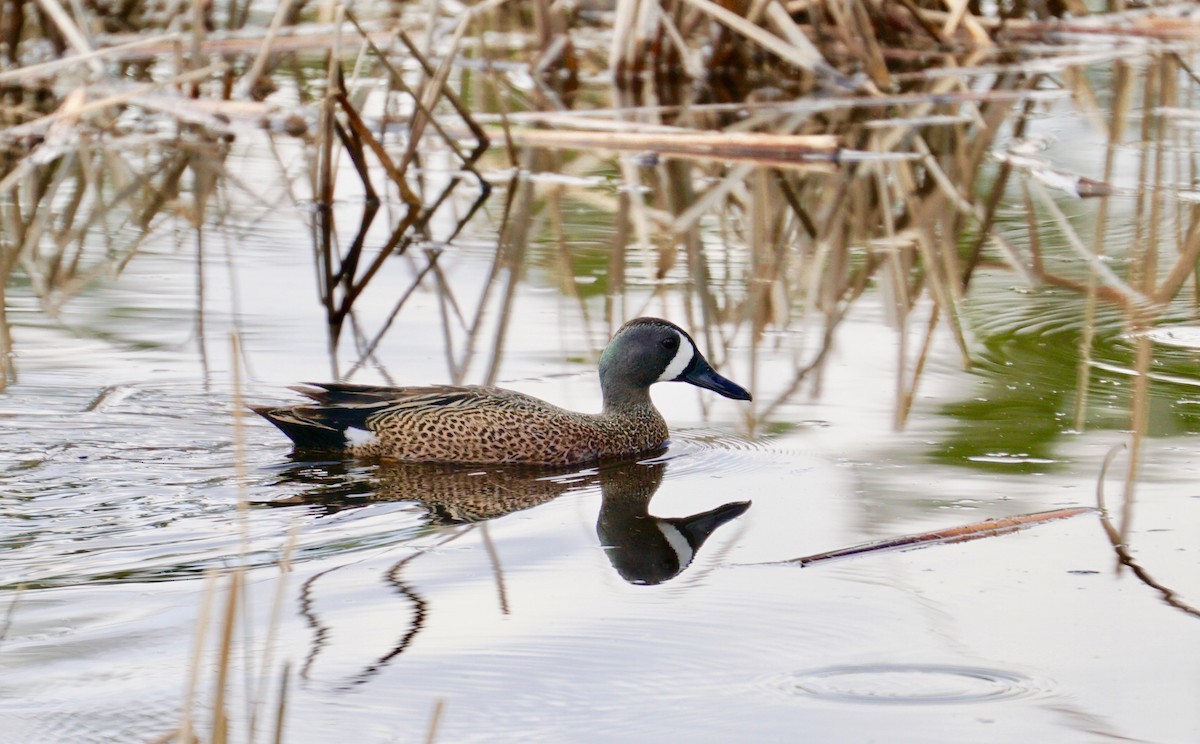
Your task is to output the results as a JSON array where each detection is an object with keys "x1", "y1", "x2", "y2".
[{"x1": 3, "y1": 56, "x2": 1200, "y2": 744}]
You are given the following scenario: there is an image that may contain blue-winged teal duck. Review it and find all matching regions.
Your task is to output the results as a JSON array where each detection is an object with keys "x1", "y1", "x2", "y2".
[{"x1": 252, "y1": 317, "x2": 752, "y2": 466}]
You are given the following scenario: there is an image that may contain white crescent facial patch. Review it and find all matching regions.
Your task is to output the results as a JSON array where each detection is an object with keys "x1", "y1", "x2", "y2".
[{"x1": 656, "y1": 330, "x2": 696, "y2": 382}]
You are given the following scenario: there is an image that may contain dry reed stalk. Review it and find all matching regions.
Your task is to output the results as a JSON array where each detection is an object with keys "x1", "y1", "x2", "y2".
[
  {"x1": 1024, "y1": 177, "x2": 1146, "y2": 309},
  {"x1": 360, "y1": 20, "x2": 490, "y2": 172},
  {"x1": 617, "y1": 151, "x2": 655, "y2": 279},
  {"x1": 249, "y1": 528, "x2": 298, "y2": 741},
  {"x1": 666, "y1": 158, "x2": 719, "y2": 353},
  {"x1": 547, "y1": 185, "x2": 595, "y2": 335},
  {"x1": 960, "y1": 80, "x2": 1039, "y2": 288},
  {"x1": 1075, "y1": 60, "x2": 1133, "y2": 430},
  {"x1": 0, "y1": 64, "x2": 227, "y2": 150},
  {"x1": 1119, "y1": 56, "x2": 1175, "y2": 546},
  {"x1": 896, "y1": 304, "x2": 941, "y2": 427},
  {"x1": 671, "y1": 162, "x2": 755, "y2": 235},
  {"x1": 1129, "y1": 60, "x2": 1161, "y2": 295},
  {"x1": 0, "y1": 586, "x2": 22, "y2": 642},
  {"x1": 33, "y1": 0, "x2": 99, "y2": 66},
  {"x1": 99, "y1": 25, "x2": 398, "y2": 61},
  {"x1": 313, "y1": 12, "x2": 341, "y2": 360},
  {"x1": 1153, "y1": 209, "x2": 1200, "y2": 305},
  {"x1": 432, "y1": 254, "x2": 469, "y2": 383},
  {"x1": 1096, "y1": 444, "x2": 1200, "y2": 618},
  {"x1": 657, "y1": 4, "x2": 704, "y2": 79},
  {"x1": 234, "y1": 0, "x2": 303, "y2": 99},
  {"x1": 499, "y1": 113, "x2": 693, "y2": 135},
  {"x1": 272, "y1": 663, "x2": 291, "y2": 744},
  {"x1": 494, "y1": 128, "x2": 838, "y2": 171},
  {"x1": 396, "y1": 18, "x2": 473, "y2": 177},
  {"x1": 678, "y1": 0, "x2": 836, "y2": 75},
  {"x1": 480, "y1": 523, "x2": 511, "y2": 615},
  {"x1": 179, "y1": 570, "x2": 220, "y2": 744},
  {"x1": 424, "y1": 699, "x2": 446, "y2": 744},
  {"x1": 482, "y1": 156, "x2": 533, "y2": 386},
  {"x1": 847, "y1": 0, "x2": 890, "y2": 90},
  {"x1": 457, "y1": 169, "x2": 520, "y2": 385},
  {"x1": 295, "y1": 11, "x2": 491, "y2": 363},
  {"x1": 870, "y1": 158, "x2": 913, "y2": 431},
  {"x1": 344, "y1": 250, "x2": 443, "y2": 380},
  {"x1": 0, "y1": 279, "x2": 13, "y2": 387},
  {"x1": 210, "y1": 569, "x2": 244, "y2": 744},
  {"x1": 1121, "y1": 329, "x2": 1152, "y2": 543},
  {"x1": 772, "y1": 507, "x2": 1096, "y2": 567},
  {"x1": 0, "y1": 33, "x2": 183, "y2": 84},
  {"x1": 466, "y1": 88, "x2": 1069, "y2": 127}
]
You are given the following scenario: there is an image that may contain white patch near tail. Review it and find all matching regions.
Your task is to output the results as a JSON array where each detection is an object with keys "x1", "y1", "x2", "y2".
[
  {"x1": 344, "y1": 426, "x2": 375, "y2": 447},
  {"x1": 656, "y1": 331, "x2": 695, "y2": 382}
]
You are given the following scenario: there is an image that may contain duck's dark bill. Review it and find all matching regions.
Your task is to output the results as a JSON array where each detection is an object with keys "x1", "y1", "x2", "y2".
[{"x1": 680, "y1": 358, "x2": 753, "y2": 401}]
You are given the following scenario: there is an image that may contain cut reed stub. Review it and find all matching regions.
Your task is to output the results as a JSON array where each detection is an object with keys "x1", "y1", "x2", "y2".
[
  {"x1": 996, "y1": 151, "x2": 1115, "y2": 199},
  {"x1": 1071, "y1": 176, "x2": 1115, "y2": 198}
]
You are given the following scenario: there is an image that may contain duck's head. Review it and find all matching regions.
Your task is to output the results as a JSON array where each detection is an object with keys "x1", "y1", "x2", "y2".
[{"x1": 598, "y1": 317, "x2": 752, "y2": 406}]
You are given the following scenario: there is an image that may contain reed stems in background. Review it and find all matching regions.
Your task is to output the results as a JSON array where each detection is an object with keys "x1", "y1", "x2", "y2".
[{"x1": 1074, "y1": 62, "x2": 1132, "y2": 431}]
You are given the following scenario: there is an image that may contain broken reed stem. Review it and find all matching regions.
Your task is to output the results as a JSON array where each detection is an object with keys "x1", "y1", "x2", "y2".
[
  {"x1": 1097, "y1": 443, "x2": 1200, "y2": 618},
  {"x1": 772, "y1": 507, "x2": 1096, "y2": 567}
]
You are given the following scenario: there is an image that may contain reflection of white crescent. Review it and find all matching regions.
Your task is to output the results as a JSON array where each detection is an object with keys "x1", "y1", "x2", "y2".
[{"x1": 657, "y1": 523, "x2": 694, "y2": 567}]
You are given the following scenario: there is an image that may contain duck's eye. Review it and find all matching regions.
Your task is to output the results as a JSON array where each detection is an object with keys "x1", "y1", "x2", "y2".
[{"x1": 662, "y1": 336, "x2": 678, "y2": 350}]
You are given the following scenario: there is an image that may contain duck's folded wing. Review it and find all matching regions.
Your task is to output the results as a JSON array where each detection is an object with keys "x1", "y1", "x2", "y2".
[
  {"x1": 290, "y1": 382, "x2": 492, "y2": 410},
  {"x1": 253, "y1": 383, "x2": 562, "y2": 452}
]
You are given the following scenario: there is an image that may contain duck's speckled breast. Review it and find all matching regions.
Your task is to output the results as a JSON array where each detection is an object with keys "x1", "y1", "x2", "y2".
[{"x1": 352, "y1": 386, "x2": 669, "y2": 466}]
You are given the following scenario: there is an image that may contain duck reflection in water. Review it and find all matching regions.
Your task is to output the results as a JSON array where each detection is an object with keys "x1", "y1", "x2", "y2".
[
  {"x1": 268, "y1": 453, "x2": 750, "y2": 585},
  {"x1": 595, "y1": 459, "x2": 750, "y2": 585},
  {"x1": 269, "y1": 455, "x2": 750, "y2": 688}
]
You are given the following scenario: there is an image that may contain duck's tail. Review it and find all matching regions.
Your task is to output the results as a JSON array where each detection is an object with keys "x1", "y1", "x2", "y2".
[
  {"x1": 249, "y1": 404, "x2": 350, "y2": 451},
  {"x1": 250, "y1": 383, "x2": 401, "y2": 451}
]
